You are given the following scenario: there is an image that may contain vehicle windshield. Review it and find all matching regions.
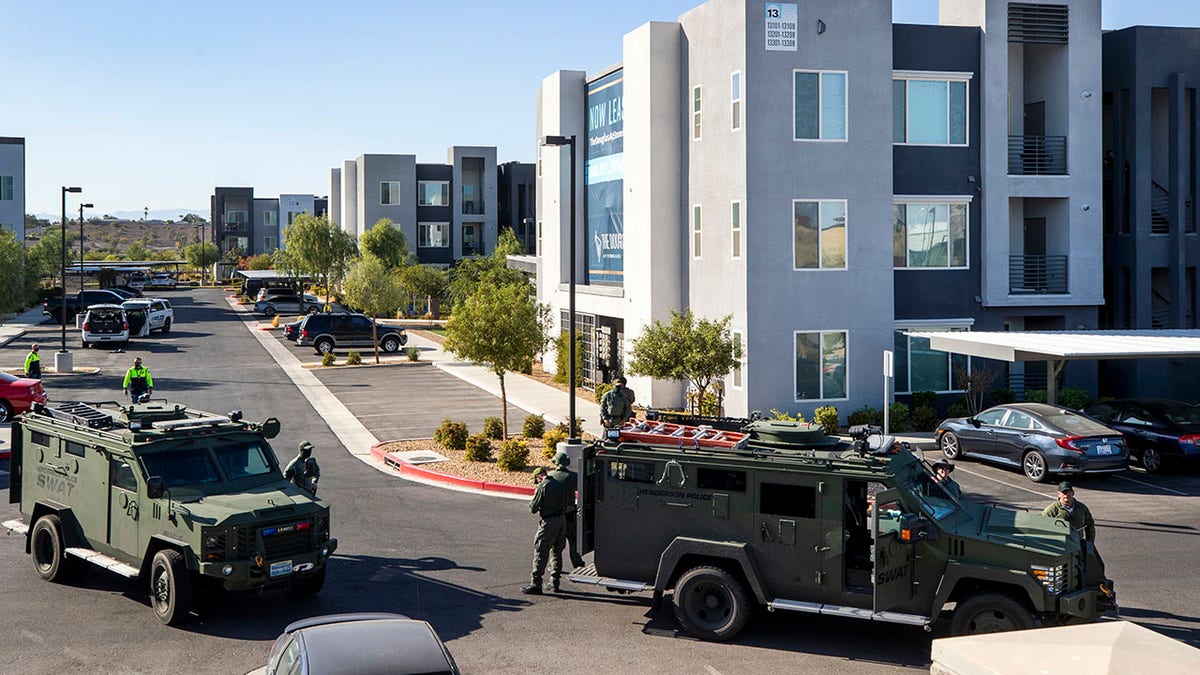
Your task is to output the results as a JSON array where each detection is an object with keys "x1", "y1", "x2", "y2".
[
  {"x1": 1163, "y1": 406, "x2": 1200, "y2": 426},
  {"x1": 213, "y1": 441, "x2": 277, "y2": 480},
  {"x1": 1040, "y1": 410, "x2": 1113, "y2": 435},
  {"x1": 904, "y1": 469, "x2": 963, "y2": 521},
  {"x1": 141, "y1": 448, "x2": 221, "y2": 487}
]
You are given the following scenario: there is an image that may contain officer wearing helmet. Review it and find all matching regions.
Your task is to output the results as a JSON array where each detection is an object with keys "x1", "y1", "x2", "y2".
[
  {"x1": 549, "y1": 450, "x2": 586, "y2": 569},
  {"x1": 285, "y1": 441, "x2": 320, "y2": 495}
]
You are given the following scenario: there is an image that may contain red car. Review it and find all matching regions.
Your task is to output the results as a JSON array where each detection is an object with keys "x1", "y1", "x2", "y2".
[{"x1": 1, "y1": 371, "x2": 48, "y2": 423}]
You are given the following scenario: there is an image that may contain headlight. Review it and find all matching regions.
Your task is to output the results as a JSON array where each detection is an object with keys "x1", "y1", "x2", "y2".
[
  {"x1": 1031, "y1": 563, "x2": 1066, "y2": 595},
  {"x1": 204, "y1": 535, "x2": 220, "y2": 550}
]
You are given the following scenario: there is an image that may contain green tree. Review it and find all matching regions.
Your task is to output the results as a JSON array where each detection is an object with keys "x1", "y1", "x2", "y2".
[
  {"x1": 25, "y1": 213, "x2": 50, "y2": 230},
  {"x1": 0, "y1": 229, "x2": 34, "y2": 313},
  {"x1": 447, "y1": 231, "x2": 529, "y2": 310},
  {"x1": 245, "y1": 253, "x2": 274, "y2": 270},
  {"x1": 27, "y1": 225, "x2": 76, "y2": 281},
  {"x1": 281, "y1": 213, "x2": 358, "y2": 302},
  {"x1": 343, "y1": 255, "x2": 406, "y2": 363},
  {"x1": 398, "y1": 263, "x2": 449, "y2": 318},
  {"x1": 443, "y1": 280, "x2": 551, "y2": 437},
  {"x1": 183, "y1": 241, "x2": 219, "y2": 276},
  {"x1": 125, "y1": 240, "x2": 150, "y2": 261},
  {"x1": 628, "y1": 309, "x2": 743, "y2": 414},
  {"x1": 360, "y1": 219, "x2": 415, "y2": 270}
]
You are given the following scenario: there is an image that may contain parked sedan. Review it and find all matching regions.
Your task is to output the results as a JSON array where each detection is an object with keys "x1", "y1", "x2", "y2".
[
  {"x1": 1081, "y1": 398, "x2": 1200, "y2": 473},
  {"x1": 935, "y1": 402, "x2": 1128, "y2": 483},
  {"x1": 253, "y1": 613, "x2": 459, "y2": 675},
  {"x1": 283, "y1": 317, "x2": 305, "y2": 341},
  {"x1": 0, "y1": 371, "x2": 48, "y2": 423}
]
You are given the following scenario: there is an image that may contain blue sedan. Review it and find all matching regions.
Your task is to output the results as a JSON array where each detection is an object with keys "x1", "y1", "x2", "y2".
[{"x1": 935, "y1": 402, "x2": 1128, "y2": 483}]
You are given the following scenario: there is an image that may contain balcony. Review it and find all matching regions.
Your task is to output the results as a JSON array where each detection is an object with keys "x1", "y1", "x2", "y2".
[
  {"x1": 1008, "y1": 135, "x2": 1067, "y2": 175},
  {"x1": 462, "y1": 200, "x2": 483, "y2": 216},
  {"x1": 1009, "y1": 254, "x2": 1068, "y2": 294}
]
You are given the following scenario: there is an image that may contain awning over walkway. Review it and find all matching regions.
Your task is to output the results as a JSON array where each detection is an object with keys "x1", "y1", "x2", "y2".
[{"x1": 906, "y1": 330, "x2": 1200, "y2": 403}]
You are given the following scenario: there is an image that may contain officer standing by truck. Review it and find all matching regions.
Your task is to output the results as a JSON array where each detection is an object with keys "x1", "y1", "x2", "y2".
[
  {"x1": 549, "y1": 451, "x2": 586, "y2": 569},
  {"x1": 600, "y1": 376, "x2": 636, "y2": 427},
  {"x1": 285, "y1": 441, "x2": 320, "y2": 495},
  {"x1": 24, "y1": 343, "x2": 41, "y2": 379},
  {"x1": 522, "y1": 461, "x2": 568, "y2": 595},
  {"x1": 122, "y1": 357, "x2": 153, "y2": 402}
]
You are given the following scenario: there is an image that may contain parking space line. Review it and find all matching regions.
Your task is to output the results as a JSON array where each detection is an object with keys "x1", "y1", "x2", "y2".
[{"x1": 1114, "y1": 473, "x2": 1188, "y2": 496}]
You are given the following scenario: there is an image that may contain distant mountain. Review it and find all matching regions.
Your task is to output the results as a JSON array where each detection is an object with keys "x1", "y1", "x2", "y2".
[{"x1": 33, "y1": 208, "x2": 208, "y2": 222}]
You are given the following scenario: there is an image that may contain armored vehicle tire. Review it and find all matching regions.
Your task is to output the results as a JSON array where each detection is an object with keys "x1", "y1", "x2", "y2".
[
  {"x1": 315, "y1": 338, "x2": 335, "y2": 355},
  {"x1": 150, "y1": 549, "x2": 193, "y2": 626},
  {"x1": 672, "y1": 566, "x2": 751, "y2": 642},
  {"x1": 1142, "y1": 447, "x2": 1163, "y2": 473},
  {"x1": 1022, "y1": 450, "x2": 1050, "y2": 483},
  {"x1": 939, "y1": 432, "x2": 962, "y2": 459},
  {"x1": 32, "y1": 515, "x2": 83, "y2": 582},
  {"x1": 290, "y1": 566, "x2": 326, "y2": 598},
  {"x1": 381, "y1": 336, "x2": 401, "y2": 353},
  {"x1": 950, "y1": 592, "x2": 1035, "y2": 635}
]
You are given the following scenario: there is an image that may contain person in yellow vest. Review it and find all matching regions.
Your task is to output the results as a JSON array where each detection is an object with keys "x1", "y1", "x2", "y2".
[
  {"x1": 122, "y1": 357, "x2": 153, "y2": 402},
  {"x1": 24, "y1": 343, "x2": 41, "y2": 379}
]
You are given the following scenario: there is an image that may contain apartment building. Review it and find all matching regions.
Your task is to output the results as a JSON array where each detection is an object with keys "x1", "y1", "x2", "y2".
[
  {"x1": 0, "y1": 137, "x2": 25, "y2": 241},
  {"x1": 536, "y1": 0, "x2": 1104, "y2": 417},
  {"x1": 210, "y1": 188, "x2": 327, "y2": 257}
]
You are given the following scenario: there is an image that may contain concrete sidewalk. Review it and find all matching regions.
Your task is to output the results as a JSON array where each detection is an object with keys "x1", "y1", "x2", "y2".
[{"x1": 0, "y1": 306, "x2": 49, "y2": 349}]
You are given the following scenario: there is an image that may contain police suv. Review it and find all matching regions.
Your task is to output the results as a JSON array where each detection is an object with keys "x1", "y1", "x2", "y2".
[
  {"x1": 4, "y1": 401, "x2": 336, "y2": 625},
  {"x1": 569, "y1": 427, "x2": 1116, "y2": 641}
]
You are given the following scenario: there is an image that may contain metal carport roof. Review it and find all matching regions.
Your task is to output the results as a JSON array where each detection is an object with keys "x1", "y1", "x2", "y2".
[{"x1": 906, "y1": 330, "x2": 1200, "y2": 403}]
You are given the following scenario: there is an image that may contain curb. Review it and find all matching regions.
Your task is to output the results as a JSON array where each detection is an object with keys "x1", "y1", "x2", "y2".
[{"x1": 369, "y1": 442, "x2": 535, "y2": 497}]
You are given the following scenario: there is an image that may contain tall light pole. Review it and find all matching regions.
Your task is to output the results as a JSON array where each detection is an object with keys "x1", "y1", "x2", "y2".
[
  {"x1": 542, "y1": 134, "x2": 578, "y2": 441},
  {"x1": 60, "y1": 186, "x2": 82, "y2": 363},
  {"x1": 78, "y1": 202, "x2": 93, "y2": 292}
]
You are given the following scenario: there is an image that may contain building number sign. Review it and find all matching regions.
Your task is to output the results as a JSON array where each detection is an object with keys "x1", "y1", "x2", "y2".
[{"x1": 765, "y1": 3, "x2": 798, "y2": 52}]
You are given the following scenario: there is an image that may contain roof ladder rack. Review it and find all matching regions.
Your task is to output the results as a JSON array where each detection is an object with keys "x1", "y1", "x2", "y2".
[{"x1": 48, "y1": 402, "x2": 115, "y2": 430}]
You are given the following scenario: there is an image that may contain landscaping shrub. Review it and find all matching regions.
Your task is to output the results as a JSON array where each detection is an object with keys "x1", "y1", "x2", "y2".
[
  {"x1": 888, "y1": 402, "x2": 911, "y2": 432},
  {"x1": 483, "y1": 417, "x2": 504, "y2": 440},
  {"x1": 770, "y1": 408, "x2": 806, "y2": 422},
  {"x1": 911, "y1": 391, "x2": 937, "y2": 409},
  {"x1": 464, "y1": 434, "x2": 493, "y2": 462},
  {"x1": 496, "y1": 439, "x2": 530, "y2": 471},
  {"x1": 1057, "y1": 386, "x2": 1093, "y2": 409},
  {"x1": 991, "y1": 388, "x2": 1017, "y2": 405},
  {"x1": 523, "y1": 414, "x2": 545, "y2": 439},
  {"x1": 847, "y1": 406, "x2": 883, "y2": 427},
  {"x1": 812, "y1": 406, "x2": 839, "y2": 435},
  {"x1": 946, "y1": 399, "x2": 971, "y2": 419},
  {"x1": 553, "y1": 332, "x2": 583, "y2": 387},
  {"x1": 1024, "y1": 389, "x2": 1047, "y2": 403},
  {"x1": 542, "y1": 428, "x2": 567, "y2": 458},
  {"x1": 321, "y1": 352, "x2": 336, "y2": 367},
  {"x1": 405, "y1": 347, "x2": 421, "y2": 362},
  {"x1": 345, "y1": 350, "x2": 362, "y2": 366},
  {"x1": 434, "y1": 419, "x2": 469, "y2": 451},
  {"x1": 910, "y1": 405, "x2": 940, "y2": 432}
]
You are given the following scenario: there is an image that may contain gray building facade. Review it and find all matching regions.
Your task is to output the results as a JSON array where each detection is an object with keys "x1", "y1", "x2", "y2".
[
  {"x1": 211, "y1": 187, "x2": 324, "y2": 258},
  {"x1": 0, "y1": 137, "x2": 25, "y2": 242}
]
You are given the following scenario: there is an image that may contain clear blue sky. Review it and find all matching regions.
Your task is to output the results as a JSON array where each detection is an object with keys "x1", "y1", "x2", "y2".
[{"x1": 6, "y1": 0, "x2": 1200, "y2": 217}]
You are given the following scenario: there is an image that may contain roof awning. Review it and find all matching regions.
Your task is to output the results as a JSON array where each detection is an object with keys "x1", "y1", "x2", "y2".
[{"x1": 906, "y1": 330, "x2": 1200, "y2": 403}]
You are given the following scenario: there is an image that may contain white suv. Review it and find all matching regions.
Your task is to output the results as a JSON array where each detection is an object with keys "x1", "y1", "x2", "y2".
[
  {"x1": 122, "y1": 298, "x2": 174, "y2": 336},
  {"x1": 81, "y1": 304, "x2": 130, "y2": 348},
  {"x1": 147, "y1": 273, "x2": 177, "y2": 289}
]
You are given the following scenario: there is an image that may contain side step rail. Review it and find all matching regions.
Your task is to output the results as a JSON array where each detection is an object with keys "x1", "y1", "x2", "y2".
[
  {"x1": 568, "y1": 564, "x2": 652, "y2": 593},
  {"x1": 3, "y1": 518, "x2": 29, "y2": 535},
  {"x1": 65, "y1": 548, "x2": 140, "y2": 578},
  {"x1": 768, "y1": 598, "x2": 927, "y2": 627}
]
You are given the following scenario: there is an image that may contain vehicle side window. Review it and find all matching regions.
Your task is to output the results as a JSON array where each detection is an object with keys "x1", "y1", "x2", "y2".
[
  {"x1": 1117, "y1": 405, "x2": 1152, "y2": 426},
  {"x1": 975, "y1": 409, "x2": 1006, "y2": 425},
  {"x1": 110, "y1": 457, "x2": 138, "y2": 492},
  {"x1": 351, "y1": 316, "x2": 373, "y2": 331},
  {"x1": 331, "y1": 316, "x2": 351, "y2": 332},
  {"x1": 65, "y1": 441, "x2": 86, "y2": 457},
  {"x1": 1004, "y1": 411, "x2": 1035, "y2": 430},
  {"x1": 697, "y1": 468, "x2": 746, "y2": 492},
  {"x1": 30, "y1": 431, "x2": 51, "y2": 446},
  {"x1": 1085, "y1": 403, "x2": 1117, "y2": 422},
  {"x1": 609, "y1": 459, "x2": 655, "y2": 484},
  {"x1": 760, "y1": 482, "x2": 816, "y2": 518}
]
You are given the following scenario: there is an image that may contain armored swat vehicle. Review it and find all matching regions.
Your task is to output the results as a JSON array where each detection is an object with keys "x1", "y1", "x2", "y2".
[
  {"x1": 4, "y1": 400, "x2": 337, "y2": 625},
  {"x1": 569, "y1": 427, "x2": 1115, "y2": 641}
]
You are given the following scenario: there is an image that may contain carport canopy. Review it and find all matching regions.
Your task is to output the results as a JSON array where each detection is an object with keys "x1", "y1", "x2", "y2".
[{"x1": 905, "y1": 330, "x2": 1200, "y2": 404}]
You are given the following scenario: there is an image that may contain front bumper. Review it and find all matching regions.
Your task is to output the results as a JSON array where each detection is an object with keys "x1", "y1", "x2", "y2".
[
  {"x1": 199, "y1": 537, "x2": 338, "y2": 591},
  {"x1": 1057, "y1": 581, "x2": 1117, "y2": 620}
]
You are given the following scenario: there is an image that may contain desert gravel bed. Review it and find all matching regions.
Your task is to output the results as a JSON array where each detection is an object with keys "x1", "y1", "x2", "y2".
[{"x1": 379, "y1": 437, "x2": 563, "y2": 487}]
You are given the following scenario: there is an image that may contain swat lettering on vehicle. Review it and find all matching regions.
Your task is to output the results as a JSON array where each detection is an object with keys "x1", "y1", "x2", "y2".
[{"x1": 35, "y1": 467, "x2": 78, "y2": 498}]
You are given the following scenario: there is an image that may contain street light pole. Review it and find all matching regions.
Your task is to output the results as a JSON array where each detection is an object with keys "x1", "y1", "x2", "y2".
[
  {"x1": 78, "y1": 202, "x2": 93, "y2": 292},
  {"x1": 60, "y1": 186, "x2": 82, "y2": 358},
  {"x1": 542, "y1": 134, "x2": 578, "y2": 441}
]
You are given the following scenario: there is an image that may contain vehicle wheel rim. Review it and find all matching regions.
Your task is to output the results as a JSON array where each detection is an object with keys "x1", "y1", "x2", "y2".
[
  {"x1": 1024, "y1": 454, "x2": 1045, "y2": 480},
  {"x1": 965, "y1": 607, "x2": 1020, "y2": 634},
  {"x1": 1144, "y1": 449, "x2": 1161, "y2": 472},
  {"x1": 942, "y1": 435, "x2": 959, "y2": 458},
  {"x1": 33, "y1": 530, "x2": 53, "y2": 572},
  {"x1": 153, "y1": 568, "x2": 170, "y2": 608},
  {"x1": 318, "y1": 342, "x2": 331, "y2": 354},
  {"x1": 685, "y1": 581, "x2": 732, "y2": 630}
]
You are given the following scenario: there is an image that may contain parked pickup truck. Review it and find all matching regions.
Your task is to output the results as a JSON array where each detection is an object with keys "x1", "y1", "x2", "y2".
[{"x1": 43, "y1": 289, "x2": 131, "y2": 323}]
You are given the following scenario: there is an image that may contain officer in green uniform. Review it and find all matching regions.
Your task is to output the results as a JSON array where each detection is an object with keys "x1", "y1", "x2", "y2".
[
  {"x1": 285, "y1": 441, "x2": 320, "y2": 495},
  {"x1": 122, "y1": 357, "x2": 153, "y2": 402},
  {"x1": 24, "y1": 343, "x2": 41, "y2": 379},
  {"x1": 600, "y1": 376, "x2": 636, "y2": 427},
  {"x1": 549, "y1": 451, "x2": 586, "y2": 569},
  {"x1": 522, "y1": 460, "x2": 568, "y2": 595}
]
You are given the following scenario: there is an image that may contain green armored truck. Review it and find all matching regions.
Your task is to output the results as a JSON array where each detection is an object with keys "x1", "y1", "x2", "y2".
[
  {"x1": 4, "y1": 401, "x2": 337, "y2": 625},
  {"x1": 569, "y1": 431, "x2": 1115, "y2": 641}
]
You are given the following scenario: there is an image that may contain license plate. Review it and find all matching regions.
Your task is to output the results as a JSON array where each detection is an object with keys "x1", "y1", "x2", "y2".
[
  {"x1": 269, "y1": 560, "x2": 293, "y2": 577},
  {"x1": 1096, "y1": 444, "x2": 1113, "y2": 455}
]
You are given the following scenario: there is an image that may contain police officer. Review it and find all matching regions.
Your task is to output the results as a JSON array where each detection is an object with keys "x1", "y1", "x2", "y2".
[
  {"x1": 522, "y1": 459, "x2": 568, "y2": 595},
  {"x1": 122, "y1": 357, "x2": 153, "y2": 402},
  {"x1": 600, "y1": 376, "x2": 636, "y2": 427},
  {"x1": 931, "y1": 460, "x2": 963, "y2": 499},
  {"x1": 1042, "y1": 482, "x2": 1095, "y2": 542},
  {"x1": 549, "y1": 451, "x2": 586, "y2": 569},
  {"x1": 24, "y1": 343, "x2": 41, "y2": 379},
  {"x1": 285, "y1": 441, "x2": 320, "y2": 495}
]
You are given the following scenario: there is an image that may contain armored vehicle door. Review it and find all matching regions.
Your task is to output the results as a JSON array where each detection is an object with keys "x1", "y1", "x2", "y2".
[
  {"x1": 578, "y1": 445, "x2": 598, "y2": 555},
  {"x1": 753, "y1": 474, "x2": 829, "y2": 598},
  {"x1": 108, "y1": 455, "x2": 140, "y2": 555},
  {"x1": 872, "y1": 488, "x2": 915, "y2": 612}
]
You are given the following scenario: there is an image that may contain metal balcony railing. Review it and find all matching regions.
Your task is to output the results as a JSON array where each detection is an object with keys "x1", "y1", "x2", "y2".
[
  {"x1": 462, "y1": 200, "x2": 484, "y2": 215},
  {"x1": 1009, "y1": 254, "x2": 1068, "y2": 294},
  {"x1": 1008, "y1": 135, "x2": 1067, "y2": 175}
]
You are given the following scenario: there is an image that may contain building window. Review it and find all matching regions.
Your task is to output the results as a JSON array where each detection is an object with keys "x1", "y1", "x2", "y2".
[
  {"x1": 893, "y1": 328, "x2": 968, "y2": 394},
  {"x1": 732, "y1": 330, "x2": 744, "y2": 389},
  {"x1": 381, "y1": 181, "x2": 401, "y2": 205},
  {"x1": 462, "y1": 223, "x2": 480, "y2": 256},
  {"x1": 731, "y1": 72, "x2": 742, "y2": 131},
  {"x1": 793, "y1": 200, "x2": 846, "y2": 270},
  {"x1": 893, "y1": 74, "x2": 969, "y2": 145},
  {"x1": 795, "y1": 330, "x2": 847, "y2": 400},
  {"x1": 794, "y1": 70, "x2": 847, "y2": 141},
  {"x1": 418, "y1": 181, "x2": 450, "y2": 206},
  {"x1": 731, "y1": 201, "x2": 742, "y2": 259},
  {"x1": 693, "y1": 86, "x2": 702, "y2": 140},
  {"x1": 225, "y1": 211, "x2": 248, "y2": 225},
  {"x1": 0, "y1": 176, "x2": 12, "y2": 200},
  {"x1": 263, "y1": 236, "x2": 278, "y2": 251},
  {"x1": 418, "y1": 222, "x2": 449, "y2": 248},
  {"x1": 893, "y1": 201, "x2": 968, "y2": 268},
  {"x1": 692, "y1": 204, "x2": 702, "y2": 258},
  {"x1": 286, "y1": 211, "x2": 300, "y2": 225},
  {"x1": 263, "y1": 211, "x2": 277, "y2": 227},
  {"x1": 536, "y1": 220, "x2": 543, "y2": 256}
]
